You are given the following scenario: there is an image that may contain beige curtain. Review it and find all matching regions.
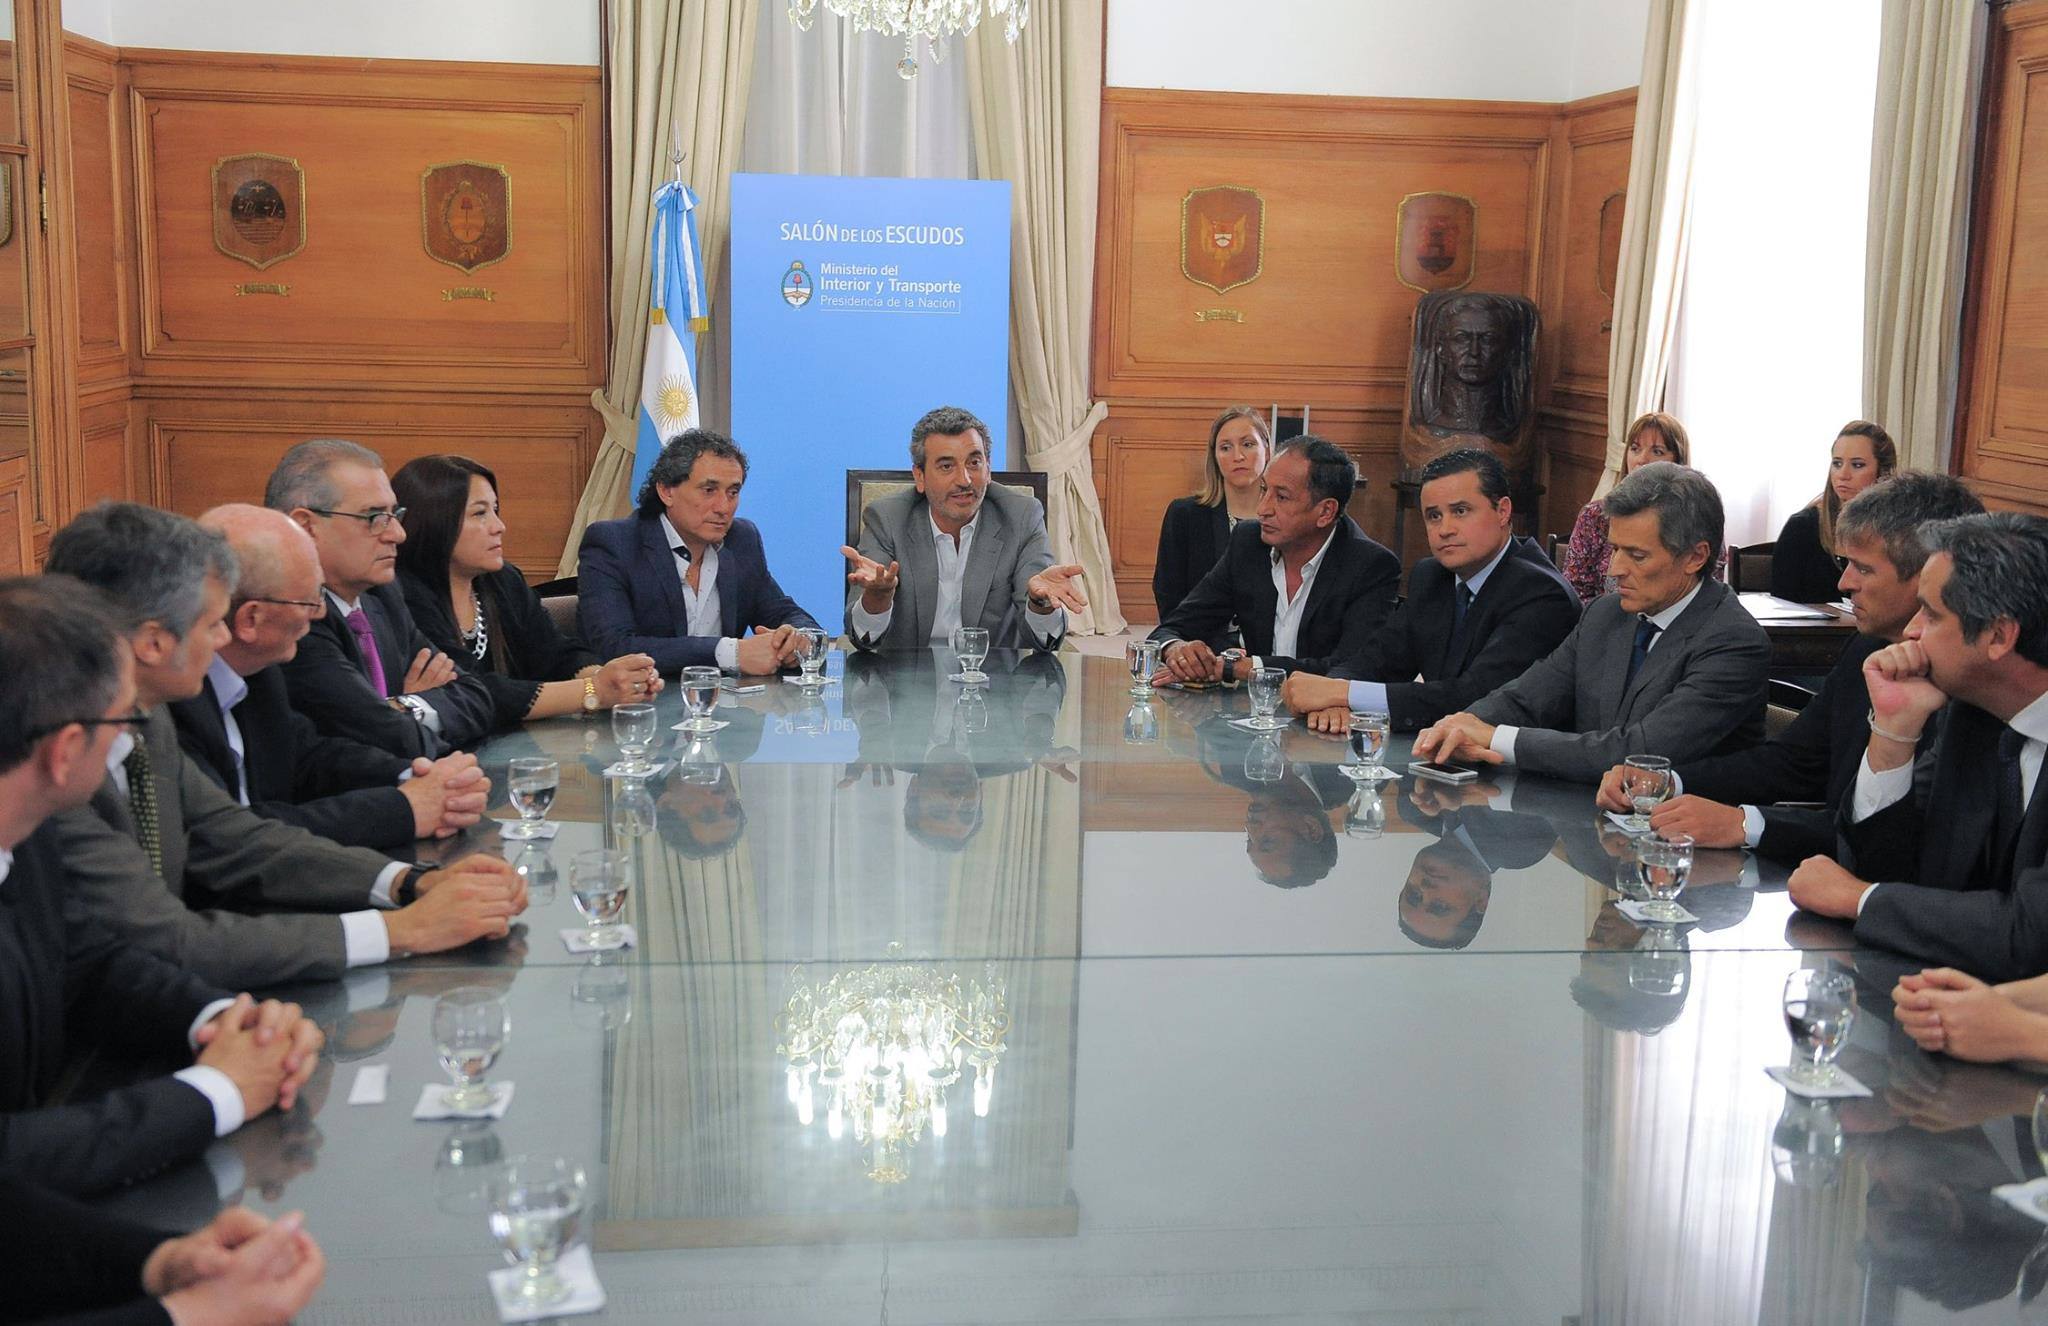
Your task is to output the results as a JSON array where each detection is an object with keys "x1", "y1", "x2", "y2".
[
  {"x1": 1597, "y1": 0, "x2": 1704, "y2": 498},
  {"x1": 1864, "y1": 0, "x2": 1984, "y2": 472},
  {"x1": 558, "y1": 0, "x2": 759, "y2": 576},
  {"x1": 964, "y1": 0, "x2": 1125, "y2": 635}
]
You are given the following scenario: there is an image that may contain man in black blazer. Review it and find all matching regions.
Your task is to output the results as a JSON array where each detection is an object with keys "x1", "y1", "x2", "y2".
[
  {"x1": 1278, "y1": 448, "x2": 1580, "y2": 732},
  {"x1": 264, "y1": 439, "x2": 498, "y2": 759},
  {"x1": 1416, "y1": 462, "x2": 1770, "y2": 783},
  {"x1": 1788, "y1": 513, "x2": 2048, "y2": 981},
  {"x1": 170, "y1": 506, "x2": 489, "y2": 851},
  {"x1": 579, "y1": 429, "x2": 818, "y2": 675},
  {"x1": 1596, "y1": 472, "x2": 1985, "y2": 863},
  {"x1": 0, "y1": 577, "x2": 320, "y2": 1197},
  {"x1": 1151, "y1": 436, "x2": 1401, "y2": 682}
]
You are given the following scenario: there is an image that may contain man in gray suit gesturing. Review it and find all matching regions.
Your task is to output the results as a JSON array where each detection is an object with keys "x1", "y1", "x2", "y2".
[
  {"x1": 842, "y1": 405, "x2": 1086, "y2": 651},
  {"x1": 1414, "y1": 462, "x2": 1769, "y2": 783}
]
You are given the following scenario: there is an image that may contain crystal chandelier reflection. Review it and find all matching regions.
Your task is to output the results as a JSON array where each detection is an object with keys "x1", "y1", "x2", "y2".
[
  {"x1": 786, "y1": 0, "x2": 1031, "y2": 80},
  {"x1": 776, "y1": 946, "x2": 1009, "y2": 1183}
]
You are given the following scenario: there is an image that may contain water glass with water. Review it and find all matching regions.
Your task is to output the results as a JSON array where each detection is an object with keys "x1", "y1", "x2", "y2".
[
  {"x1": 1248, "y1": 665, "x2": 1287, "y2": 730},
  {"x1": 487, "y1": 1155, "x2": 587, "y2": 1309},
  {"x1": 794, "y1": 626, "x2": 829, "y2": 687},
  {"x1": 1633, "y1": 831, "x2": 1694, "y2": 923},
  {"x1": 1126, "y1": 638, "x2": 1162, "y2": 698},
  {"x1": 504, "y1": 757, "x2": 558, "y2": 840},
  {"x1": 1782, "y1": 967, "x2": 1857, "y2": 1087},
  {"x1": 1345, "y1": 711, "x2": 1397, "y2": 782},
  {"x1": 951, "y1": 625, "x2": 990, "y2": 685},
  {"x1": 611, "y1": 702, "x2": 658, "y2": 774},
  {"x1": 679, "y1": 665, "x2": 723, "y2": 734},
  {"x1": 1620, "y1": 754, "x2": 1673, "y2": 834},
  {"x1": 570, "y1": 848, "x2": 631, "y2": 949},
  {"x1": 432, "y1": 986, "x2": 510, "y2": 1111}
]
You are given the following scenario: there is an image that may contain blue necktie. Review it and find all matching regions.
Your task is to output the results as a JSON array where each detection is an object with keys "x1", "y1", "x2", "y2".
[
  {"x1": 1623, "y1": 616, "x2": 1660, "y2": 690},
  {"x1": 1440, "y1": 582, "x2": 1476, "y2": 675}
]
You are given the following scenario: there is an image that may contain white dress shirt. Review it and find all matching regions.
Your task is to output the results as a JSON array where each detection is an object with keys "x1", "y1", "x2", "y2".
[
  {"x1": 848, "y1": 509, "x2": 1064, "y2": 646},
  {"x1": 1269, "y1": 525, "x2": 1338, "y2": 660},
  {"x1": 661, "y1": 514, "x2": 741, "y2": 672},
  {"x1": 1490, "y1": 578, "x2": 1704, "y2": 764},
  {"x1": 1849, "y1": 687, "x2": 2048, "y2": 914},
  {"x1": 206, "y1": 655, "x2": 251, "y2": 805},
  {"x1": 105, "y1": 721, "x2": 399, "y2": 970},
  {"x1": 1348, "y1": 537, "x2": 1513, "y2": 715}
]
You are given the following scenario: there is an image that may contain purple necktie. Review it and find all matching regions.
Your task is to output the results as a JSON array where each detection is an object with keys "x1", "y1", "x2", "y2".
[{"x1": 345, "y1": 606, "x2": 389, "y2": 696}]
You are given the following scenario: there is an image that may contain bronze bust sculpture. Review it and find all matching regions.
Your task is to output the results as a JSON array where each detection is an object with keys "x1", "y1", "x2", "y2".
[{"x1": 1399, "y1": 291, "x2": 1540, "y2": 480}]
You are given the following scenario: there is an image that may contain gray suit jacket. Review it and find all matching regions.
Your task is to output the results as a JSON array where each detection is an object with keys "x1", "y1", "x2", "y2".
[
  {"x1": 1468, "y1": 576, "x2": 1770, "y2": 782},
  {"x1": 47, "y1": 705, "x2": 398, "y2": 987},
  {"x1": 846, "y1": 483, "x2": 1062, "y2": 652}
]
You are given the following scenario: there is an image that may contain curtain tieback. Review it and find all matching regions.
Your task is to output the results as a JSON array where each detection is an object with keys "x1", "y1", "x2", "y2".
[{"x1": 1022, "y1": 400, "x2": 1108, "y2": 476}]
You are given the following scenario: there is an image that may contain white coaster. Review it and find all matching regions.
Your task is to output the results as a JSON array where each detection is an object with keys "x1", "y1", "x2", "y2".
[
  {"x1": 347, "y1": 1064, "x2": 389, "y2": 1106},
  {"x1": 1764, "y1": 1065, "x2": 1873, "y2": 1099},
  {"x1": 488, "y1": 1245, "x2": 606, "y2": 1322},
  {"x1": 559, "y1": 925, "x2": 636, "y2": 954},
  {"x1": 601, "y1": 760, "x2": 673, "y2": 779},
  {"x1": 1228, "y1": 716, "x2": 1291, "y2": 733},
  {"x1": 495, "y1": 820, "x2": 560, "y2": 840},
  {"x1": 1994, "y1": 1179, "x2": 2048, "y2": 1226},
  {"x1": 1604, "y1": 811, "x2": 1649, "y2": 832},
  {"x1": 413, "y1": 1082, "x2": 515, "y2": 1121},
  {"x1": 1618, "y1": 900, "x2": 1700, "y2": 925},
  {"x1": 669, "y1": 719, "x2": 730, "y2": 734}
]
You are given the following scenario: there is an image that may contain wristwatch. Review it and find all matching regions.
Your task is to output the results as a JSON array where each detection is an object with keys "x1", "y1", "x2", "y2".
[
  {"x1": 1218, "y1": 647, "x2": 1247, "y2": 684},
  {"x1": 581, "y1": 676, "x2": 600, "y2": 713},
  {"x1": 393, "y1": 694, "x2": 434, "y2": 724}
]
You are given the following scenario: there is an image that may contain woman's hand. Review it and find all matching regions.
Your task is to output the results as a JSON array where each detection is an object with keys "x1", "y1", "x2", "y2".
[{"x1": 594, "y1": 655, "x2": 662, "y2": 707}]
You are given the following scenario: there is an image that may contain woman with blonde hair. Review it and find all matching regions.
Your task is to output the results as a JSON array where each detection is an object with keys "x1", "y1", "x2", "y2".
[
  {"x1": 1560, "y1": 412, "x2": 1690, "y2": 604},
  {"x1": 1770, "y1": 420, "x2": 1898, "y2": 603},
  {"x1": 1151, "y1": 406, "x2": 1272, "y2": 618}
]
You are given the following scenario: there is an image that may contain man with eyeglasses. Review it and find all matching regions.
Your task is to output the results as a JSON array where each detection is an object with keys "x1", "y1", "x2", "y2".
[
  {"x1": 168, "y1": 505, "x2": 491, "y2": 849},
  {"x1": 264, "y1": 438, "x2": 497, "y2": 759},
  {"x1": 45, "y1": 503, "x2": 527, "y2": 989}
]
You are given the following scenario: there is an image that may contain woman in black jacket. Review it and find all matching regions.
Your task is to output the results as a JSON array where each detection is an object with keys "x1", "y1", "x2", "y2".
[
  {"x1": 1151, "y1": 406, "x2": 1271, "y2": 618},
  {"x1": 1770, "y1": 420, "x2": 1897, "y2": 603},
  {"x1": 393, "y1": 455, "x2": 660, "y2": 728}
]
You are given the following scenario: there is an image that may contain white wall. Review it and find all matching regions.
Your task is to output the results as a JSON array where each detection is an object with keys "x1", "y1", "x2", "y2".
[
  {"x1": 1106, "y1": 0, "x2": 1647, "y2": 102},
  {"x1": 61, "y1": 0, "x2": 601, "y2": 65}
]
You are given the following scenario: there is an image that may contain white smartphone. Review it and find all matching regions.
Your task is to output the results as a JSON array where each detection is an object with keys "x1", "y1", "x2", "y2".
[
  {"x1": 1408, "y1": 760, "x2": 1480, "y2": 785},
  {"x1": 719, "y1": 679, "x2": 767, "y2": 695}
]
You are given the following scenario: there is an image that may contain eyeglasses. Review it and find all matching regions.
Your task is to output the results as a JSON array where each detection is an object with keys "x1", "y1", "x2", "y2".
[
  {"x1": 23, "y1": 709, "x2": 150, "y2": 741},
  {"x1": 305, "y1": 506, "x2": 407, "y2": 533},
  {"x1": 249, "y1": 595, "x2": 328, "y2": 616}
]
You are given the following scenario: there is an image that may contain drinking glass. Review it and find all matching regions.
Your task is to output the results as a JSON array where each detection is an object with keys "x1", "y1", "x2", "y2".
[
  {"x1": 432, "y1": 987, "x2": 510, "y2": 1112},
  {"x1": 1344, "y1": 711, "x2": 1397, "y2": 782},
  {"x1": 1243, "y1": 732, "x2": 1287, "y2": 783},
  {"x1": 504, "y1": 757, "x2": 558, "y2": 840},
  {"x1": 611, "y1": 703, "x2": 658, "y2": 774},
  {"x1": 1126, "y1": 638, "x2": 1162, "y2": 698},
  {"x1": 679, "y1": 665, "x2": 724, "y2": 734},
  {"x1": 1124, "y1": 701, "x2": 1160, "y2": 745},
  {"x1": 1633, "y1": 832, "x2": 1694, "y2": 923},
  {"x1": 1246, "y1": 665, "x2": 1287, "y2": 731},
  {"x1": 487, "y1": 1155, "x2": 587, "y2": 1309},
  {"x1": 794, "y1": 626, "x2": 830, "y2": 688},
  {"x1": 509, "y1": 842, "x2": 557, "y2": 907},
  {"x1": 570, "y1": 849, "x2": 631, "y2": 949},
  {"x1": 950, "y1": 626, "x2": 990, "y2": 686},
  {"x1": 1619, "y1": 754, "x2": 1673, "y2": 834},
  {"x1": 1782, "y1": 967, "x2": 1857, "y2": 1088}
]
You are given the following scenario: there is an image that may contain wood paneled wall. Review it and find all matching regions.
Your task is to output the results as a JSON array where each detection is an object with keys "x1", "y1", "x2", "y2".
[
  {"x1": 58, "y1": 41, "x2": 605, "y2": 573},
  {"x1": 1957, "y1": 2, "x2": 2048, "y2": 514},
  {"x1": 1092, "y1": 87, "x2": 1634, "y2": 621}
]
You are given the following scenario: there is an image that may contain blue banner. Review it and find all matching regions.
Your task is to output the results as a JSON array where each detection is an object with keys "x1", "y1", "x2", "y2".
[{"x1": 730, "y1": 173, "x2": 1012, "y2": 634}]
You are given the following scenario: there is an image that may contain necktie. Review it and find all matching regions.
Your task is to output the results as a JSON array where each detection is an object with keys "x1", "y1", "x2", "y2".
[
  {"x1": 1440, "y1": 582, "x2": 1476, "y2": 675},
  {"x1": 345, "y1": 606, "x2": 389, "y2": 697},
  {"x1": 1992, "y1": 726, "x2": 2029, "y2": 879},
  {"x1": 124, "y1": 736, "x2": 163, "y2": 877},
  {"x1": 1623, "y1": 616, "x2": 1660, "y2": 691}
]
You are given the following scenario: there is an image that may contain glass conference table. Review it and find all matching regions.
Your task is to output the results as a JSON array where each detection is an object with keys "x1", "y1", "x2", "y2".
[{"x1": 98, "y1": 649, "x2": 2048, "y2": 1325}]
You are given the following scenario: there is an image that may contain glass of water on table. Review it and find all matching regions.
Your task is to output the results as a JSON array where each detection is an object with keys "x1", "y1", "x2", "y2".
[
  {"x1": 678, "y1": 665, "x2": 724, "y2": 734},
  {"x1": 1343, "y1": 711, "x2": 1397, "y2": 782},
  {"x1": 503, "y1": 757, "x2": 558, "y2": 840},
  {"x1": 488, "y1": 1155, "x2": 587, "y2": 1309},
  {"x1": 1619, "y1": 754, "x2": 1673, "y2": 834},
  {"x1": 1246, "y1": 665, "x2": 1289, "y2": 731},
  {"x1": 570, "y1": 848, "x2": 631, "y2": 950},
  {"x1": 432, "y1": 986, "x2": 510, "y2": 1112},
  {"x1": 1782, "y1": 967, "x2": 1857, "y2": 1089}
]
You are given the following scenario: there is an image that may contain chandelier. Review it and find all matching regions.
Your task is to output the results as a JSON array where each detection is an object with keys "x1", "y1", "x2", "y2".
[
  {"x1": 776, "y1": 946, "x2": 1009, "y2": 1183},
  {"x1": 786, "y1": 0, "x2": 1031, "y2": 79}
]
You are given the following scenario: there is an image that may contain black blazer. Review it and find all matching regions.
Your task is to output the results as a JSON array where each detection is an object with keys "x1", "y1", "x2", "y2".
[
  {"x1": 1839, "y1": 700, "x2": 2048, "y2": 981},
  {"x1": 401, "y1": 564, "x2": 601, "y2": 730},
  {"x1": 279, "y1": 581, "x2": 498, "y2": 759},
  {"x1": 1152, "y1": 496, "x2": 1232, "y2": 620},
  {"x1": 168, "y1": 665, "x2": 416, "y2": 852},
  {"x1": 0, "y1": 1169, "x2": 176, "y2": 1324},
  {"x1": 0, "y1": 821, "x2": 226, "y2": 1196},
  {"x1": 1332, "y1": 537, "x2": 1581, "y2": 731},
  {"x1": 1150, "y1": 517, "x2": 1402, "y2": 676},
  {"x1": 1770, "y1": 505, "x2": 1845, "y2": 603},
  {"x1": 577, "y1": 512, "x2": 817, "y2": 674},
  {"x1": 1675, "y1": 633, "x2": 1888, "y2": 864}
]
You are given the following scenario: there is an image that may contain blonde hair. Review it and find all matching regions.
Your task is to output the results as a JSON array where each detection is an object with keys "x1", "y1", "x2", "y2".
[
  {"x1": 1815, "y1": 421, "x2": 1898, "y2": 556},
  {"x1": 1197, "y1": 406, "x2": 1273, "y2": 507}
]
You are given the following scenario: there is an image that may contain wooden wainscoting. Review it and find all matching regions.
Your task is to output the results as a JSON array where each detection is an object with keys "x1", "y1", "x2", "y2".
[{"x1": 0, "y1": 452, "x2": 29, "y2": 575}]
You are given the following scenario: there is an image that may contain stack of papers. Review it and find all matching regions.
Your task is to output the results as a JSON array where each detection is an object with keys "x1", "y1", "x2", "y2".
[{"x1": 1738, "y1": 593, "x2": 1837, "y2": 622}]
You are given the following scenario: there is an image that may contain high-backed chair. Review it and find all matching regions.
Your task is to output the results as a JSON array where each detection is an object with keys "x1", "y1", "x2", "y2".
[
  {"x1": 1764, "y1": 677, "x2": 1816, "y2": 739},
  {"x1": 844, "y1": 469, "x2": 1050, "y2": 548},
  {"x1": 1729, "y1": 541, "x2": 1777, "y2": 595},
  {"x1": 533, "y1": 575, "x2": 579, "y2": 639}
]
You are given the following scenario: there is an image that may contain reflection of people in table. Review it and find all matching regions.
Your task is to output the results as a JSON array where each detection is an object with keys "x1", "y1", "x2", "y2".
[
  {"x1": 1858, "y1": 1121, "x2": 2042, "y2": 1311},
  {"x1": 1395, "y1": 779, "x2": 1557, "y2": 949},
  {"x1": 656, "y1": 768, "x2": 748, "y2": 859},
  {"x1": 1195, "y1": 715, "x2": 1348, "y2": 888}
]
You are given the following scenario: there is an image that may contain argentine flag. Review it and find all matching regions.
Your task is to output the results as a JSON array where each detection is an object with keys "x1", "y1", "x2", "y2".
[{"x1": 628, "y1": 182, "x2": 709, "y2": 498}]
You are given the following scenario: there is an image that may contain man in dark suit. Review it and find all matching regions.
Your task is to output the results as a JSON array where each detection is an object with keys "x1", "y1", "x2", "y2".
[
  {"x1": 169, "y1": 505, "x2": 491, "y2": 851},
  {"x1": 1788, "y1": 513, "x2": 2048, "y2": 981},
  {"x1": 1595, "y1": 472, "x2": 1985, "y2": 863},
  {"x1": 0, "y1": 577, "x2": 321, "y2": 1198},
  {"x1": 580, "y1": 428, "x2": 819, "y2": 675},
  {"x1": 263, "y1": 439, "x2": 498, "y2": 759},
  {"x1": 1278, "y1": 448, "x2": 1580, "y2": 731},
  {"x1": 844, "y1": 405, "x2": 1087, "y2": 652},
  {"x1": 1151, "y1": 435, "x2": 1401, "y2": 682},
  {"x1": 43, "y1": 503, "x2": 527, "y2": 988},
  {"x1": 1416, "y1": 462, "x2": 1770, "y2": 783}
]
